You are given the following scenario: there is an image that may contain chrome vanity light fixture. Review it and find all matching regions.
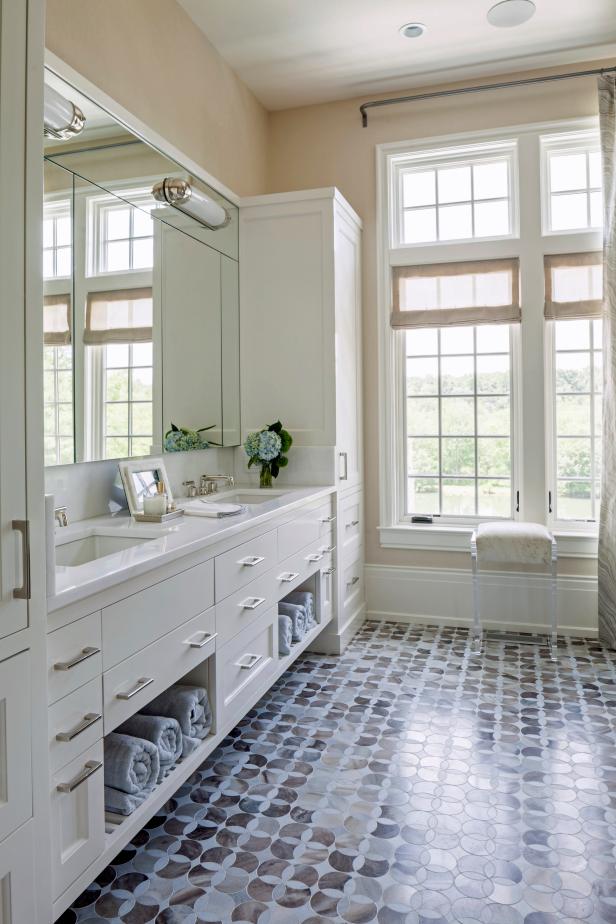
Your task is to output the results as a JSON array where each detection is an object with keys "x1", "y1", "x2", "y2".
[
  {"x1": 43, "y1": 84, "x2": 86, "y2": 140},
  {"x1": 151, "y1": 178, "x2": 231, "y2": 230}
]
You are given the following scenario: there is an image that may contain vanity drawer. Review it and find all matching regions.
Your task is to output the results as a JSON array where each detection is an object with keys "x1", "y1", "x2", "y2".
[
  {"x1": 218, "y1": 606, "x2": 277, "y2": 728},
  {"x1": 215, "y1": 570, "x2": 279, "y2": 645},
  {"x1": 342, "y1": 555, "x2": 364, "y2": 615},
  {"x1": 103, "y1": 559, "x2": 214, "y2": 669},
  {"x1": 51, "y1": 739, "x2": 104, "y2": 901},
  {"x1": 48, "y1": 611, "x2": 102, "y2": 705},
  {"x1": 103, "y1": 606, "x2": 216, "y2": 733},
  {"x1": 49, "y1": 677, "x2": 103, "y2": 774},
  {"x1": 340, "y1": 492, "x2": 362, "y2": 555},
  {"x1": 278, "y1": 501, "x2": 333, "y2": 560},
  {"x1": 215, "y1": 529, "x2": 277, "y2": 602}
]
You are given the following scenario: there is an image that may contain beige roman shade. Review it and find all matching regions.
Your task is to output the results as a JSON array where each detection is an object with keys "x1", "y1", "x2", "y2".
[
  {"x1": 84, "y1": 287, "x2": 153, "y2": 345},
  {"x1": 44, "y1": 293, "x2": 71, "y2": 346},
  {"x1": 391, "y1": 258, "x2": 520, "y2": 329},
  {"x1": 544, "y1": 252, "x2": 603, "y2": 320}
]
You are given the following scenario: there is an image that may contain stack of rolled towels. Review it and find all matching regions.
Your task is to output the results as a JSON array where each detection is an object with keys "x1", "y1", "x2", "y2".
[
  {"x1": 278, "y1": 590, "x2": 316, "y2": 656},
  {"x1": 103, "y1": 684, "x2": 212, "y2": 816}
]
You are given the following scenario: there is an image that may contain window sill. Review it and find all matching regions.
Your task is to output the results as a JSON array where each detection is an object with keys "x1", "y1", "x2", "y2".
[{"x1": 378, "y1": 524, "x2": 598, "y2": 558}]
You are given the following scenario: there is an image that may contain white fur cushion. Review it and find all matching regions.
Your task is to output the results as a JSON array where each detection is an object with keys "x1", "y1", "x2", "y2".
[{"x1": 473, "y1": 521, "x2": 555, "y2": 565}]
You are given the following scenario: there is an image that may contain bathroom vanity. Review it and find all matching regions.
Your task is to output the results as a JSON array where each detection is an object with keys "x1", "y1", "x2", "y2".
[
  {"x1": 47, "y1": 486, "x2": 339, "y2": 917},
  {"x1": 0, "y1": 45, "x2": 366, "y2": 922}
]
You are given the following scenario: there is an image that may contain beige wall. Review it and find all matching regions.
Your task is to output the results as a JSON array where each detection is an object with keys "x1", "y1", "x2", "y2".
[
  {"x1": 45, "y1": 0, "x2": 269, "y2": 197},
  {"x1": 267, "y1": 64, "x2": 609, "y2": 577}
]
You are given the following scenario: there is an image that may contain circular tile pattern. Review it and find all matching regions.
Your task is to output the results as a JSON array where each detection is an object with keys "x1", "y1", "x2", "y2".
[{"x1": 64, "y1": 624, "x2": 616, "y2": 923}]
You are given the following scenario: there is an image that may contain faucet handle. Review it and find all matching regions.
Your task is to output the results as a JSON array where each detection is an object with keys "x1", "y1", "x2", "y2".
[
  {"x1": 183, "y1": 480, "x2": 198, "y2": 498},
  {"x1": 54, "y1": 506, "x2": 68, "y2": 528}
]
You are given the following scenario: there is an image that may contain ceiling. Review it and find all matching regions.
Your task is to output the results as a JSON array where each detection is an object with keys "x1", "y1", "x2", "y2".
[{"x1": 177, "y1": 0, "x2": 616, "y2": 110}]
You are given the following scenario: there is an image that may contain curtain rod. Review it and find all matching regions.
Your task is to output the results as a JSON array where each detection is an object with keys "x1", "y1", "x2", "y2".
[{"x1": 359, "y1": 65, "x2": 616, "y2": 126}]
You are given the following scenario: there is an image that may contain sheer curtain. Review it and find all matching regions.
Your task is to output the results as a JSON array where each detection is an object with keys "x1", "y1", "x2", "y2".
[{"x1": 598, "y1": 74, "x2": 616, "y2": 647}]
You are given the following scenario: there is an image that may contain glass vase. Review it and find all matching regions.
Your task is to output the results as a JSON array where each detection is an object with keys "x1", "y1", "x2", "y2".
[{"x1": 259, "y1": 464, "x2": 273, "y2": 488}]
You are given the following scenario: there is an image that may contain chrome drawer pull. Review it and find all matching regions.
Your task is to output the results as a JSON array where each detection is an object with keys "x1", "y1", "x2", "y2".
[
  {"x1": 306, "y1": 553, "x2": 323, "y2": 563},
  {"x1": 320, "y1": 545, "x2": 336, "y2": 554},
  {"x1": 347, "y1": 576, "x2": 360, "y2": 587},
  {"x1": 238, "y1": 555, "x2": 265, "y2": 567},
  {"x1": 320, "y1": 515, "x2": 336, "y2": 523},
  {"x1": 239, "y1": 596, "x2": 266, "y2": 610},
  {"x1": 56, "y1": 712, "x2": 102, "y2": 743},
  {"x1": 116, "y1": 677, "x2": 154, "y2": 700},
  {"x1": 235, "y1": 653, "x2": 263, "y2": 670},
  {"x1": 323, "y1": 568, "x2": 336, "y2": 576},
  {"x1": 187, "y1": 630, "x2": 217, "y2": 649},
  {"x1": 57, "y1": 759, "x2": 102, "y2": 793},
  {"x1": 54, "y1": 646, "x2": 100, "y2": 671},
  {"x1": 278, "y1": 571, "x2": 300, "y2": 582},
  {"x1": 346, "y1": 520, "x2": 360, "y2": 528}
]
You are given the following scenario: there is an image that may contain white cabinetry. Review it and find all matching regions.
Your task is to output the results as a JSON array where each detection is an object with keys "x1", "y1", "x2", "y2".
[
  {"x1": 240, "y1": 188, "x2": 363, "y2": 491},
  {"x1": 240, "y1": 188, "x2": 365, "y2": 651},
  {"x1": 0, "y1": 0, "x2": 29, "y2": 640}
]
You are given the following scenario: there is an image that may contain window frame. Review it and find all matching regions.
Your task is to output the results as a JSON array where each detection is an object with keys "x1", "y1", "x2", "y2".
[
  {"x1": 377, "y1": 117, "x2": 601, "y2": 555},
  {"x1": 545, "y1": 317, "x2": 602, "y2": 535},
  {"x1": 541, "y1": 130, "x2": 603, "y2": 237},
  {"x1": 389, "y1": 139, "x2": 519, "y2": 250}
]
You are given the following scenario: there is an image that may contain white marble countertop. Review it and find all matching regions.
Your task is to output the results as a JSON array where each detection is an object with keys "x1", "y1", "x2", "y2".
[{"x1": 49, "y1": 484, "x2": 335, "y2": 612}]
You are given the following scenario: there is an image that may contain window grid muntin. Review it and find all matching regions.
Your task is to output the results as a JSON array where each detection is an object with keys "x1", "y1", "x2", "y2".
[
  {"x1": 404, "y1": 325, "x2": 513, "y2": 520},
  {"x1": 553, "y1": 318, "x2": 601, "y2": 523},
  {"x1": 102, "y1": 342, "x2": 153, "y2": 459},
  {"x1": 546, "y1": 143, "x2": 602, "y2": 232},
  {"x1": 399, "y1": 152, "x2": 514, "y2": 246},
  {"x1": 43, "y1": 344, "x2": 74, "y2": 465},
  {"x1": 43, "y1": 201, "x2": 72, "y2": 279},
  {"x1": 100, "y1": 201, "x2": 153, "y2": 274}
]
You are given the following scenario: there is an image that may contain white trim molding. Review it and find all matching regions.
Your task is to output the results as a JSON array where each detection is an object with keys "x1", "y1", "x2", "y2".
[{"x1": 366, "y1": 563, "x2": 598, "y2": 637}]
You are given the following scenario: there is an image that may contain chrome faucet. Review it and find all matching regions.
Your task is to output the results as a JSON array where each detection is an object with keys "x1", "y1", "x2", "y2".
[
  {"x1": 54, "y1": 506, "x2": 69, "y2": 528},
  {"x1": 200, "y1": 473, "x2": 234, "y2": 495},
  {"x1": 182, "y1": 480, "x2": 198, "y2": 498}
]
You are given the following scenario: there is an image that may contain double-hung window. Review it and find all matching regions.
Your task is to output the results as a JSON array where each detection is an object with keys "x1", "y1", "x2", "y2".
[
  {"x1": 43, "y1": 198, "x2": 74, "y2": 465},
  {"x1": 82, "y1": 190, "x2": 155, "y2": 460},
  {"x1": 545, "y1": 252, "x2": 603, "y2": 526},
  {"x1": 394, "y1": 259, "x2": 519, "y2": 521}
]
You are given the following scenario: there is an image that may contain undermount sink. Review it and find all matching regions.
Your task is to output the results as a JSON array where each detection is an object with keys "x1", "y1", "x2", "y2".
[
  {"x1": 200, "y1": 489, "x2": 291, "y2": 506},
  {"x1": 55, "y1": 531, "x2": 157, "y2": 568}
]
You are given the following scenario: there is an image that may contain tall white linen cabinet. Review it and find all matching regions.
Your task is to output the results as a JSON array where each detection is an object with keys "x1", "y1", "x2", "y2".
[
  {"x1": 0, "y1": 0, "x2": 46, "y2": 921},
  {"x1": 240, "y1": 189, "x2": 365, "y2": 652}
]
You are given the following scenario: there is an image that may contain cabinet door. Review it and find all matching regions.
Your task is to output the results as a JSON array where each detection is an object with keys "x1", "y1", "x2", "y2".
[
  {"x1": 334, "y1": 205, "x2": 362, "y2": 492},
  {"x1": 0, "y1": 650, "x2": 32, "y2": 844},
  {"x1": 0, "y1": 821, "x2": 36, "y2": 924},
  {"x1": 0, "y1": 0, "x2": 28, "y2": 638},
  {"x1": 240, "y1": 199, "x2": 336, "y2": 446},
  {"x1": 51, "y1": 740, "x2": 104, "y2": 900}
]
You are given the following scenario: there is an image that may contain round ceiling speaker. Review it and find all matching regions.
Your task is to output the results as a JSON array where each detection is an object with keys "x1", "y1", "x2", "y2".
[{"x1": 487, "y1": 0, "x2": 536, "y2": 27}]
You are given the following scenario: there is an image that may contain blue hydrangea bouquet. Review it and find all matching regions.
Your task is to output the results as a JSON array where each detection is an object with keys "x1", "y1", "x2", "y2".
[
  {"x1": 164, "y1": 423, "x2": 219, "y2": 452},
  {"x1": 244, "y1": 420, "x2": 293, "y2": 488}
]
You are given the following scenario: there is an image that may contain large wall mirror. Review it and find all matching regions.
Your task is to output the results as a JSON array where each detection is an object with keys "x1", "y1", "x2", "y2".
[{"x1": 43, "y1": 69, "x2": 240, "y2": 466}]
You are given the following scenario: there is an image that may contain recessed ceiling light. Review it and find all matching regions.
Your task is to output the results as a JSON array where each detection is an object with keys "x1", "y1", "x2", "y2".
[
  {"x1": 400, "y1": 22, "x2": 427, "y2": 39},
  {"x1": 487, "y1": 0, "x2": 536, "y2": 27}
]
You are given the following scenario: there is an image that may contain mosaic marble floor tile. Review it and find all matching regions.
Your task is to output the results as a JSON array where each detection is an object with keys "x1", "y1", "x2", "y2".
[{"x1": 59, "y1": 621, "x2": 616, "y2": 923}]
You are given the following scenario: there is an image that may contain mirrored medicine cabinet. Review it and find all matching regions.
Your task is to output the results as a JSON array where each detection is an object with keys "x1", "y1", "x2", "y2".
[{"x1": 43, "y1": 69, "x2": 240, "y2": 467}]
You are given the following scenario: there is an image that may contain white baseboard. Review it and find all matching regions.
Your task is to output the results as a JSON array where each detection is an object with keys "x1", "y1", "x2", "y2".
[
  {"x1": 308, "y1": 604, "x2": 366, "y2": 654},
  {"x1": 365, "y1": 564, "x2": 598, "y2": 637}
]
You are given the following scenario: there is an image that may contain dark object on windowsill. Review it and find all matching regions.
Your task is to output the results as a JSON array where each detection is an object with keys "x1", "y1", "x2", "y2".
[{"x1": 411, "y1": 515, "x2": 433, "y2": 524}]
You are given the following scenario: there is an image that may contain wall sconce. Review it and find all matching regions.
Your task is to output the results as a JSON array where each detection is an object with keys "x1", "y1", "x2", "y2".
[
  {"x1": 44, "y1": 85, "x2": 86, "y2": 140},
  {"x1": 152, "y1": 178, "x2": 230, "y2": 230}
]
